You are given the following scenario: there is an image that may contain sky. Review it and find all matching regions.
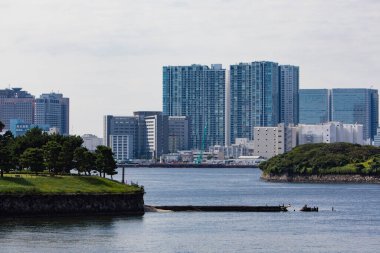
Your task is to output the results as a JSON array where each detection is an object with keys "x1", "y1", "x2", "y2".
[{"x1": 0, "y1": 0, "x2": 379, "y2": 136}]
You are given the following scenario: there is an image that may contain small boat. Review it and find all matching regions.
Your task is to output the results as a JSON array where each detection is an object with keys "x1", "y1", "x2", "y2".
[{"x1": 300, "y1": 205, "x2": 318, "y2": 212}]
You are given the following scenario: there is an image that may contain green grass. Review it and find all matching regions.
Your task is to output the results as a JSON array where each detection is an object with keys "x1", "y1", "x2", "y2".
[{"x1": 0, "y1": 175, "x2": 142, "y2": 194}]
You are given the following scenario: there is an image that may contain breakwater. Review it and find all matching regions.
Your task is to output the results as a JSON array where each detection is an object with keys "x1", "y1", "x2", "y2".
[
  {"x1": 123, "y1": 163, "x2": 257, "y2": 168},
  {"x1": 146, "y1": 205, "x2": 288, "y2": 212},
  {"x1": 0, "y1": 192, "x2": 145, "y2": 217},
  {"x1": 261, "y1": 174, "x2": 380, "y2": 183}
]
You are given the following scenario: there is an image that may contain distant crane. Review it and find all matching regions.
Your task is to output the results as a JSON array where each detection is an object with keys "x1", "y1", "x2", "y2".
[{"x1": 195, "y1": 123, "x2": 207, "y2": 164}]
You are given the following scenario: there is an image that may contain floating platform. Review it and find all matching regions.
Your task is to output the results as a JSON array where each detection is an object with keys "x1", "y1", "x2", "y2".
[{"x1": 146, "y1": 205, "x2": 288, "y2": 212}]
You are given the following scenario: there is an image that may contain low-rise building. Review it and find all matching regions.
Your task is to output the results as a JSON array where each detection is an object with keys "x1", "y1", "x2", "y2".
[{"x1": 82, "y1": 134, "x2": 103, "y2": 151}]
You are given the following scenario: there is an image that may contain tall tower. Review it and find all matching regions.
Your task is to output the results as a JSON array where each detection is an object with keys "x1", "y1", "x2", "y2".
[
  {"x1": 229, "y1": 61, "x2": 280, "y2": 144},
  {"x1": 299, "y1": 89, "x2": 330, "y2": 124},
  {"x1": 34, "y1": 93, "x2": 69, "y2": 135},
  {"x1": 279, "y1": 65, "x2": 299, "y2": 125},
  {"x1": 331, "y1": 88, "x2": 378, "y2": 141},
  {"x1": 163, "y1": 64, "x2": 225, "y2": 149},
  {"x1": 0, "y1": 88, "x2": 35, "y2": 130}
]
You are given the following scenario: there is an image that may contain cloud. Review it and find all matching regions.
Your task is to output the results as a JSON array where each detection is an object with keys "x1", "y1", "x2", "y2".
[{"x1": 0, "y1": 0, "x2": 379, "y2": 135}]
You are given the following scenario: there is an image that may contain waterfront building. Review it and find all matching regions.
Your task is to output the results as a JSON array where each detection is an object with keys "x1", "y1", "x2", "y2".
[
  {"x1": 163, "y1": 64, "x2": 226, "y2": 149},
  {"x1": 81, "y1": 134, "x2": 103, "y2": 151},
  {"x1": 110, "y1": 135, "x2": 134, "y2": 162},
  {"x1": 103, "y1": 115, "x2": 138, "y2": 159},
  {"x1": 133, "y1": 111, "x2": 166, "y2": 158},
  {"x1": 299, "y1": 89, "x2": 330, "y2": 124},
  {"x1": 253, "y1": 122, "x2": 364, "y2": 158},
  {"x1": 279, "y1": 65, "x2": 299, "y2": 125},
  {"x1": 331, "y1": 89, "x2": 378, "y2": 141},
  {"x1": 297, "y1": 122, "x2": 364, "y2": 145},
  {"x1": 0, "y1": 88, "x2": 35, "y2": 130},
  {"x1": 253, "y1": 123, "x2": 297, "y2": 159},
  {"x1": 168, "y1": 116, "x2": 189, "y2": 153},
  {"x1": 35, "y1": 93, "x2": 70, "y2": 135},
  {"x1": 229, "y1": 61, "x2": 280, "y2": 143},
  {"x1": 144, "y1": 113, "x2": 169, "y2": 159}
]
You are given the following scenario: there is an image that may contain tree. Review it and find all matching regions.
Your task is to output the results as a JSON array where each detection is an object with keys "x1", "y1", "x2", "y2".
[
  {"x1": 57, "y1": 135, "x2": 83, "y2": 174},
  {"x1": 0, "y1": 121, "x2": 4, "y2": 132},
  {"x1": 43, "y1": 140, "x2": 62, "y2": 173},
  {"x1": 0, "y1": 131, "x2": 14, "y2": 177},
  {"x1": 95, "y1": 146, "x2": 117, "y2": 178},
  {"x1": 74, "y1": 147, "x2": 95, "y2": 175},
  {"x1": 10, "y1": 128, "x2": 49, "y2": 168},
  {"x1": 20, "y1": 148, "x2": 45, "y2": 174}
]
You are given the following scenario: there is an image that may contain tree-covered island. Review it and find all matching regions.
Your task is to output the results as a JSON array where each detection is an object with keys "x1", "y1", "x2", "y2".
[{"x1": 259, "y1": 143, "x2": 380, "y2": 183}]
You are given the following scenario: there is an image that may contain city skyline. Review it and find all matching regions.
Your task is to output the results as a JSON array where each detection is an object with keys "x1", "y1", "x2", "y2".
[{"x1": 0, "y1": 1, "x2": 379, "y2": 136}]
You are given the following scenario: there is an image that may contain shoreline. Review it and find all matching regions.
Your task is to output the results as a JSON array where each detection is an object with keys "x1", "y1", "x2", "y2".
[
  {"x1": 122, "y1": 163, "x2": 258, "y2": 168},
  {"x1": 261, "y1": 174, "x2": 380, "y2": 184}
]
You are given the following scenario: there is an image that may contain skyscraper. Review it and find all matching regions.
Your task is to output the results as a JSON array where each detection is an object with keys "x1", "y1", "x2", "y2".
[
  {"x1": 0, "y1": 88, "x2": 35, "y2": 130},
  {"x1": 34, "y1": 93, "x2": 69, "y2": 135},
  {"x1": 299, "y1": 89, "x2": 330, "y2": 124},
  {"x1": 163, "y1": 64, "x2": 225, "y2": 149},
  {"x1": 331, "y1": 88, "x2": 378, "y2": 140},
  {"x1": 229, "y1": 61, "x2": 280, "y2": 143},
  {"x1": 279, "y1": 65, "x2": 299, "y2": 125}
]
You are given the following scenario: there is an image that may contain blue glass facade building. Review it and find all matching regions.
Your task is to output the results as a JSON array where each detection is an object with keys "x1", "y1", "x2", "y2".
[
  {"x1": 35, "y1": 93, "x2": 70, "y2": 135},
  {"x1": 229, "y1": 61, "x2": 280, "y2": 143},
  {"x1": 299, "y1": 89, "x2": 330, "y2": 124},
  {"x1": 279, "y1": 65, "x2": 299, "y2": 125},
  {"x1": 331, "y1": 88, "x2": 378, "y2": 140},
  {"x1": 163, "y1": 64, "x2": 225, "y2": 149}
]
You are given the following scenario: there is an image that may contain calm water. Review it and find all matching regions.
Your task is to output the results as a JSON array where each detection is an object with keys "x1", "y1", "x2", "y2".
[{"x1": 1, "y1": 168, "x2": 380, "y2": 253}]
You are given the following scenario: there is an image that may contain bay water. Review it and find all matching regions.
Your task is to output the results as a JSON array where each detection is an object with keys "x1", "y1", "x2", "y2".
[{"x1": 0, "y1": 167, "x2": 379, "y2": 252}]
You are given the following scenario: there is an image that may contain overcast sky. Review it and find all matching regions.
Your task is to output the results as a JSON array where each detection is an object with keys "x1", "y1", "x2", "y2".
[{"x1": 0, "y1": 0, "x2": 379, "y2": 136}]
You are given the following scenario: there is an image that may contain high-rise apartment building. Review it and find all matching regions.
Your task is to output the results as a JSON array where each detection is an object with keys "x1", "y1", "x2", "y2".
[
  {"x1": 331, "y1": 88, "x2": 378, "y2": 140},
  {"x1": 299, "y1": 89, "x2": 330, "y2": 124},
  {"x1": 163, "y1": 64, "x2": 225, "y2": 149},
  {"x1": 279, "y1": 65, "x2": 299, "y2": 125},
  {"x1": 0, "y1": 88, "x2": 35, "y2": 130},
  {"x1": 229, "y1": 61, "x2": 280, "y2": 143},
  {"x1": 35, "y1": 93, "x2": 69, "y2": 135}
]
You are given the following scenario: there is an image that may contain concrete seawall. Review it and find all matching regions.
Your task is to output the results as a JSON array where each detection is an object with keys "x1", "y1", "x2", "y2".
[
  {"x1": 0, "y1": 192, "x2": 145, "y2": 217},
  {"x1": 261, "y1": 174, "x2": 380, "y2": 183}
]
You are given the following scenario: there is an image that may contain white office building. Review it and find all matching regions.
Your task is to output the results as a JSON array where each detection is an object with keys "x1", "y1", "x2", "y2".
[
  {"x1": 253, "y1": 122, "x2": 364, "y2": 159},
  {"x1": 110, "y1": 135, "x2": 134, "y2": 162},
  {"x1": 82, "y1": 134, "x2": 103, "y2": 151}
]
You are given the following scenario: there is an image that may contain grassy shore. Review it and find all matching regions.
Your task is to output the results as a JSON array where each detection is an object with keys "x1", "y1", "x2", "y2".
[{"x1": 0, "y1": 175, "x2": 142, "y2": 194}]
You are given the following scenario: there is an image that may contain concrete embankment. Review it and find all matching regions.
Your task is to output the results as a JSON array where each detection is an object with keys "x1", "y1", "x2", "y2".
[
  {"x1": 124, "y1": 164, "x2": 257, "y2": 168},
  {"x1": 147, "y1": 205, "x2": 288, "y2": 212},
  {"x1": 0, "y1": 192, "x2": 145, "y2": 217},
  {"x1": 261, "y1": 174, "x2": 380, "y2": 183}
]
